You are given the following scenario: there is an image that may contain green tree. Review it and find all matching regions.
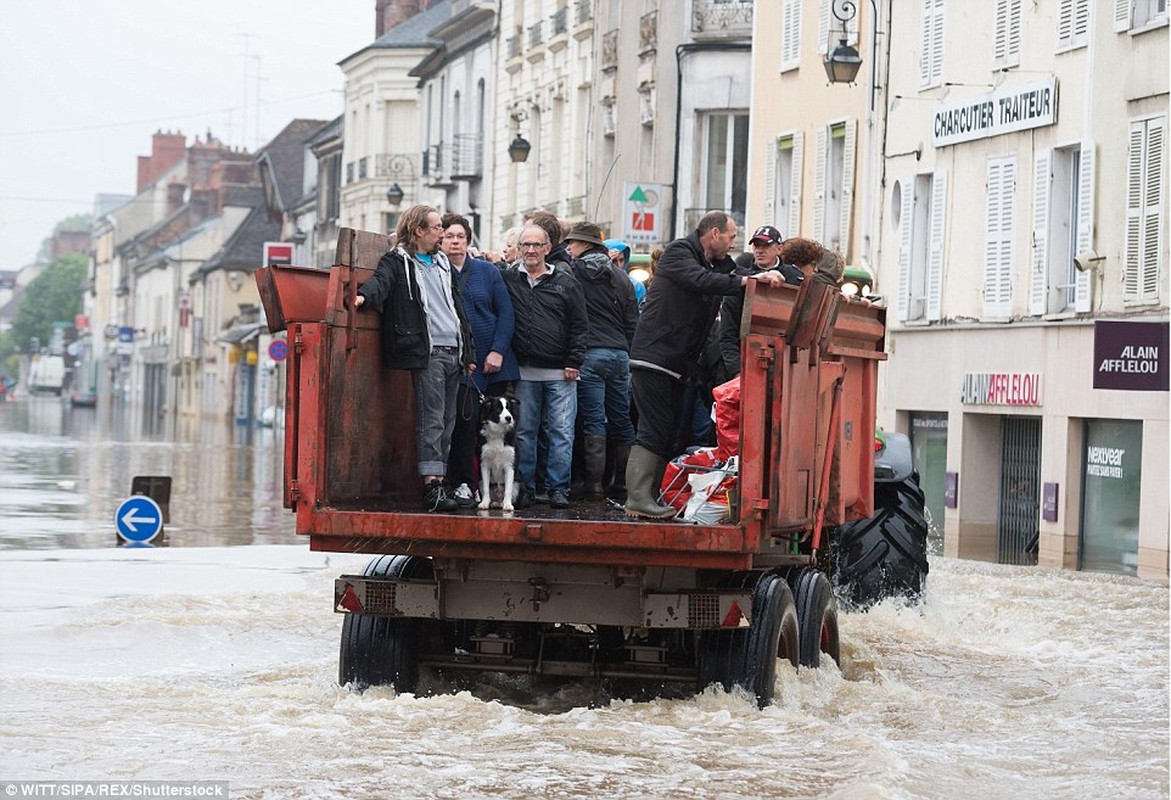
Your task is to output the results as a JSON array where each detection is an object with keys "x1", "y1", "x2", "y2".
[{"x1": 8, "y1": 252, "x2": 87, "y2": 352}]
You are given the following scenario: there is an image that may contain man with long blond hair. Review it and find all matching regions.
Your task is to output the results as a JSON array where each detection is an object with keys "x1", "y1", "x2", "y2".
[{"x1": 355, "y1": 204, "x2": 475, "y2": 512}]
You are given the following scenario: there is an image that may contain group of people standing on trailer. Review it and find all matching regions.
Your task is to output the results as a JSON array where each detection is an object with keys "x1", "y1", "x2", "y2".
[{"x1": 355, "y1": 203, "x2": 847, "y2": 515}]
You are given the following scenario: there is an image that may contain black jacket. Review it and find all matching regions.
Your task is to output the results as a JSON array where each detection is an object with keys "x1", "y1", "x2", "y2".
[
  {"x1": 629, "y1": 230, "x2": 742, "y2": 378},
  {"x1": 571, "y1": 248, "x2": 639, "y2": 351},
  {"x1": 503, "y1": 264, "x2": 589, "y2": 370},
  {"x1": 718, "y1": 253, "x2": 804, "y2": 377},
  {"x1": 356, "y1": 248, "x2": 474, "y2": 371}
]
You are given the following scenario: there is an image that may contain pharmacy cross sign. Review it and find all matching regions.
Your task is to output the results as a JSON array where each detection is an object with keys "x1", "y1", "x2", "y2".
[{"x1": 622, "y1": 181, "x2": 663, "y2": 246}]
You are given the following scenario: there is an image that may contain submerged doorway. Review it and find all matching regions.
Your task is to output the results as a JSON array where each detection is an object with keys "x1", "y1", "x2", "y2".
[{"x1": 998, "y1": 416, "x2": 1041, "y2": 566}]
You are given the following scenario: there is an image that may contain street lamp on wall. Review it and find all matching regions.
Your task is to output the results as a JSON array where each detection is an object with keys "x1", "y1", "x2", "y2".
[
  {"x1": 508, "y1": 134, "x2": 531, "y2": 163},
  {"x1": 385, "y1": 182, "x2": 405, "y2": 206},
  {"x1": 824, "y1": 0, "x2": 863, "y2": 85}
]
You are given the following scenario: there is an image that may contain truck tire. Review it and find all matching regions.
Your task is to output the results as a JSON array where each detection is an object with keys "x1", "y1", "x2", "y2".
[
  {"x1": 789, "y1": 568, "x2": 840, "y2": 669},
  {"x1": 339, "y1": 555, "x2": 433, "y2": 692},
  {"x1": 833, "y1": 475, "x2": 930, "y2": 610},
  {"x1": 698, "y1": 572, "x2": 799, "y2": 707}
]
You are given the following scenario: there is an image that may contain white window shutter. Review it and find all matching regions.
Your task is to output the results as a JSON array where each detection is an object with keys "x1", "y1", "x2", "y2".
[
  {"x1": 1075, "y1": 140, "x2": 1095, "y2": 312},
  {"x1": 1057, "y1": 0, "x2": 1074, "y2": 47},
  {"x1": 1114, "y1": 0, "x2": 1132, "y2": 32},
  {"x1": 897, "y1": 179, "x2": 914, "y2": 321},
  {"x1": 1142, "y1": 118, "x2": 1165, "y2": 300},
  {"x1": 789, "y1": 131, "x2": 805, "y2": 237},
  {"x1": 1007, "y1": 0, "x2": 1022, "y2": 66},
  {"x1": 818, "y1": 0, "x2": 830, "y2": 54},
  {"x1": 985, "y1": 157, "x2": 1015, "y2": 317},
  {"x1": 927, "y1": 170, "x2": 948, "y2": 321},
  {"x1": 839, "y1": 118, "x2": 857, "y2": 261},
  {"x1": 762, "y1": 138, "x2": 778, "y2": 229},
  {"x1": 1030, "y1": 149, "x2": 1051, "y2": 315},
  {"x1": 813, "y1": 127, "x2": 828, "y2": 243},
  {"x1": 994, "y1": 0, "x2": 1009, "y2": 64},
  {"x1": 1000, "y1": 159, "x2": 1018, "y2": 315},
  {"x1": 920, "y1": 0, "x2": 933, "y2": 87},
  {"x1": 930, "y1": 0, "x2": 945, "y2": 86},
  {"x1": 782, "y1": 0, "x2": 802, "y2": 70},
  {"x1": 1125, "y1": 123, "x2": 1145, "y2": 300},
  {"x1": 1074, "y1": 0, "x2": 1090, "y2": 40}
]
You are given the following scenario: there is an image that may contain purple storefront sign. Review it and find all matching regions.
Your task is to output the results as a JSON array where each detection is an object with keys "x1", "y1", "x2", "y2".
[{"x1": 1092, "y1": 321, "x2": 1169, "y2": 392}]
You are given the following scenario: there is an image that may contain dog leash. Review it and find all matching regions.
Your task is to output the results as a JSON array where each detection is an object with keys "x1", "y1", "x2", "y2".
[{"x1": 460, "y1": 382, "x2": 482, "y2": 422}]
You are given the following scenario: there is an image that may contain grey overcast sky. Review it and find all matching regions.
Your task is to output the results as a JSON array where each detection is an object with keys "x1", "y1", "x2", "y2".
[{"x1": 0, "y1": 0, "x2": 374, "y2": 268}]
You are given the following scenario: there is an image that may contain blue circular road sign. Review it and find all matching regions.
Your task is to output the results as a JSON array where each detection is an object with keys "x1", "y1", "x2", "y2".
[
  {"x1": 115, "y1": 495, "x2": 164, "y2": 543},
  {"x1": 268, "y1": 339, "x2": 288, "y2": 362}
]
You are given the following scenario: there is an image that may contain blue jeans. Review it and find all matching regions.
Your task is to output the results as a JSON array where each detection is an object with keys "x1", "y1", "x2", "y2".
[
  {"x1": 516, "y1": 378, "x2": 577, "y2": 493},
  {"x1": 578, "y1": 347, "x2": 635, "y2": 442}
]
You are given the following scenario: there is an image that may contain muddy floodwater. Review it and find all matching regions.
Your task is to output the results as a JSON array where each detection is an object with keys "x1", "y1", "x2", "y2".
[{"x1": 0, "y1": 398, "x2": 1167, "y2": 799}]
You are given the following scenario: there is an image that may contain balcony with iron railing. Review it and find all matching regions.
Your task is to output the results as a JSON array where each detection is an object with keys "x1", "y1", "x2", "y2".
[
  {"x1": 551, "y1": 6, "x2": 568, "y2": 36},
  {"x1": 691, "y1": 0, "x2": 753, "y2": 37},
  {"x1": 528, "y1": 20, "x2": 544, "y2": 48},
  {"x1": 421, "y1": 143, "x2": 449, "y2": 184},
  {"x1": 450, "y1": 133, "x2": 484, "y2": 180},
  {"x1": 506, "y1": 35, "x2": 521, "y2": 60},
  {"x1": 562, "y1": 194, "x2": 587, "y2": 218},
  {"x1": 575, "y1": 0, "x2": 593, "y2": 25}
]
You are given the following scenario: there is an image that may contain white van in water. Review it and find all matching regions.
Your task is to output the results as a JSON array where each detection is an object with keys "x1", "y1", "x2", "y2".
[{"x1": 28, "y1": 355, "x2": 67, "y2": 395}]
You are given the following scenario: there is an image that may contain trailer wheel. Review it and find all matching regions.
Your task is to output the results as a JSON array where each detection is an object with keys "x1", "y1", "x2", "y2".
[
  {"x1": 698, "y1": 572, "x2": 799, "y2": 708},
  {"x1": 339, "y1": 555, "x2": 434, "y2": 692},
  {"x1": 789, "y1": 568, "x2": 840, "y2": 669},
  {"x1": 833, "y1": 475, "x2": 930, "y2": 610}
]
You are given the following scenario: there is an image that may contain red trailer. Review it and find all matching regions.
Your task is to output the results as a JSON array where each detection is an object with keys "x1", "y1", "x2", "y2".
[{"x1": 257, "y1": 228, "x2": 893, "y2": 706}]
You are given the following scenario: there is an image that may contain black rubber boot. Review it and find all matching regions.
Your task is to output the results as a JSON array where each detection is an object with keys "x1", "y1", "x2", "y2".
[
  {"x1": 607, "y1": 442, "x2": 630, "y2": 501},
  {"x1": 583, "y1": 435, "x2": 607, "y2": 498},
  {"x1": 623, "y1": 445, "x2": 677, "y2": 519}
]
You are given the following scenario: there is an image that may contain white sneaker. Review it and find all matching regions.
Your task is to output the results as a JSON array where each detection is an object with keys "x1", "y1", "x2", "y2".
[{"x1": 453, "y1": 482, "x2": 475, "y2": 508}]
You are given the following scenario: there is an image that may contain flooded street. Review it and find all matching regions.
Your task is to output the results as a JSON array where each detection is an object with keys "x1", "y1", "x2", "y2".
[
  {"x1": 0, "y1": 397, "x2": 293, "y2": 550},
  {"x1": 0, "y1": 398, "x2": 1167, "y2": 798}
]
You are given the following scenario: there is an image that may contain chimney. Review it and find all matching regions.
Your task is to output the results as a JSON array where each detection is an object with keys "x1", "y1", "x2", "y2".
[
  {"x1": 376, "y1": 0, "x2": 423, "y2": 38},
  {"x1": 192, "y1": 189, "x2": 217, "y2": 220},
  {"x1": 166, "y1": 182, "x2": 187, "y2": 214},
  {"x1": 137, "y1": 130, "x2": 187, "y2": 192}
]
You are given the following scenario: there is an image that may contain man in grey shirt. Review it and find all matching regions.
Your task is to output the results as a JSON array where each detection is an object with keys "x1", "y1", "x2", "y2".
[{"x1": 355, "y1": 205, "x2": 475, "y2": 512}]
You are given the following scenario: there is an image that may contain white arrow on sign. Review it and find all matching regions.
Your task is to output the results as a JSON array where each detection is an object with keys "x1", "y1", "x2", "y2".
[{"x1": 121, "y1": 509, "x2": 159, "y2": 532}]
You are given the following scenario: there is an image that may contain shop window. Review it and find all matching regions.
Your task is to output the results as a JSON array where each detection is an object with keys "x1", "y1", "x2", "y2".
[
  {"x1": 1080, "y1": 420, "x2": 1143, "y2": 575},
  {"x1": 910, "y1": 413, "x2": 949, "y2": 555}
]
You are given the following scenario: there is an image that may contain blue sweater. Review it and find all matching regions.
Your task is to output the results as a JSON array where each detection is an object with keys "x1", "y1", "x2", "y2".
[{"x1": 455, "y1": 257, "x2": 519, "y2": 390}]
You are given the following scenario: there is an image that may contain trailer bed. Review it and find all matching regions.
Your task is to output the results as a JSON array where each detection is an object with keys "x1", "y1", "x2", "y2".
[{"x1": 259, "y1": 228, "x2": 886, "y2": 575}]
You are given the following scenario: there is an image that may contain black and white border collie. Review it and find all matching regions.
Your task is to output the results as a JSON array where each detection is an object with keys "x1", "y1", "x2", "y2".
[{"x1": 477, "y1": 394, "x2": 519, "y2": 513}]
